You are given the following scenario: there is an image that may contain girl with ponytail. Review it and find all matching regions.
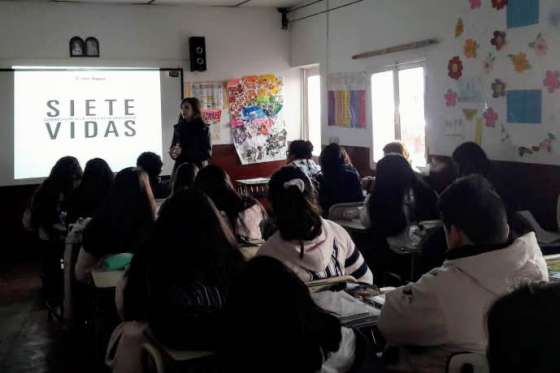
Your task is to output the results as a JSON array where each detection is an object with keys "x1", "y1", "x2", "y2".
[{"x1": 257, "y1": 166, "x2": 373, "y2": 284}]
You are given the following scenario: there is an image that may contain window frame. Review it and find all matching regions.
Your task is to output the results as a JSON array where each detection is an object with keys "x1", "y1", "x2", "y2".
[
  {"x1": 302, "y1": 65, "x2": 321, "y2": 156},
  {"x1": 370, "y1": 60, "x2": 427, "y2": 169}
]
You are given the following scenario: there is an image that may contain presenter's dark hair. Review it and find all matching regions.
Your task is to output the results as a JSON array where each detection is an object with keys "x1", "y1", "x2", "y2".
[{"x1": 180, "y1": 97, "x2": 202, "y2": 119}]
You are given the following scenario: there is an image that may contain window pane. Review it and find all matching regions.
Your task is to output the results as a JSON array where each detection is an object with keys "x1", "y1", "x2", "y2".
[
  {"x1": 398, "y1": 67, "x2": 426, "y2": 167},
  {"x1": 371, "y1": 71, "x2": 395, "y2": 162},
  {"x1": 307, "y1": 75, "x2": 321, "y2": 156}
]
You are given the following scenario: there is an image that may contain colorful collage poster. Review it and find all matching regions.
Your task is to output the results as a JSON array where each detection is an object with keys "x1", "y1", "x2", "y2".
[
  {"x1": 327, "y1": 72, "x2": 368, "y2": 128},
  {"x1": 226, "y1": 74, "x2": 287, "y2": 165}
]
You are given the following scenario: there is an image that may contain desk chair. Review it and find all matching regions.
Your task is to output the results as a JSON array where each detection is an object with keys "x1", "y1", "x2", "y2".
[
  {"x1": 328, "y1": 202, "x2": 364, "y2": 220},
  {"x1": 447, "y1": 352, "x2": 489, "y2": 373},
  {"x1": 516, "y1": 211, "x2": 560, "y2": 246}
]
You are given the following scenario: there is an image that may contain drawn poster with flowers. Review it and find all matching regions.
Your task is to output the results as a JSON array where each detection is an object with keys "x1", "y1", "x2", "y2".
[
  {"x1": 226, "y1": 74, "x2": 287, "y2": 165},
  {"x1": 433, "y1": 0, "x2": 560, "y2": 165}
]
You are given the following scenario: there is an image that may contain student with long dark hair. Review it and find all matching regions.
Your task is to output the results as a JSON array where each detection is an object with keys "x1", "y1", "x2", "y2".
[
  {"x1": 194, "y1": 165, "x2": 267, "y2": 242},
  {"x1": 221, "y1": 256, "x2": 362, "y2": 373},
  {"x1": 66, "y1": 158, "x2": 113, "y2": 225},
  {"x1": 137, "y1": 152, "x2": 170, "y2": 199},
  {"x1": 169, "y1": 97, "x2": 212, "y2": 170},
  {"x1": 30, "y1": 156, "x2": 82, "y2": 302},
  {"x1": 487, "y1": 282, "x2": 560, "y2": 373},
  {"x1": 171, "y1": 162, "x2": 198, "y2": 194},
  {"x1": 121, "y1": 189, "x2": 246, "y2": 349},
  {"x1": 318, "y1": 143, "x2": 364, "y2": 214},
  {"x1": 452, "y1": 142, "x2": 491, "y2": 178},
  {"x1": 75, "y1": 168, "x2": 156, "y2": 282},
  {"x1": 257, "y1": 166, "x2": 372, "y2": 284}
]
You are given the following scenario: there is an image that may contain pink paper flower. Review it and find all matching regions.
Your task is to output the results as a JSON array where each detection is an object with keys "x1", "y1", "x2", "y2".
[
  {"x1": 483, "y1": 108, "x2": 498, "y2": 127},
  {"x1": 448, "y1": 56, "x2": 464, "y2": 80},
  {"x1": 469, "y1": 0, "x2": 481, "y2": 9},
  {"x1": 444, "y1": 89, "x2": 458, "y2": 106},
  {"x1": 544, "y1": 70, "x2": 560, "y2": 93}
]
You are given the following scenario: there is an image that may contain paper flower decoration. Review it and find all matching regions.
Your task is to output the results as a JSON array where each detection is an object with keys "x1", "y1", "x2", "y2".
[
  {"x1": 469, "y1": 0, "x2": 481, "y2": 9},
  {"x1": 509, "y1": 53, "x2": 531, "y2": 73},
  {"x1": 464, "y1": 39, "x2": 479, "y2": 58},
  {"x1": 483, "y1": 53, "x2": 496, "y2": 74},
  {"x1": 463, "y1": 109, "x2": 478, "y2": 121},
  {"x1": 492, "y1": 79, "x2": 507, "y2": 98},
  {"x1": 529, "y1": 33, "x2": 548, "y2": 56},
  {"x1": 492, "y1": 0, "x2": 507, "y2": 10},
  {"x1": 491, "y1": 31, "x2": 507, "y2": 51},
  {"x1": 455, "y1": 18, "x2": 464, "y2": 38},
  {"x1": 444, "y1": 89, "x2": 458, "y2": 106},
  {"x1": 483, "y1": 108, "x2": 498, "y2": 127},
  {"x1": 544, "y1": 70, "x2": 560, "y2": 93},
  {"x1": 448, "y1": 56, "x2": 464, "y2": 80}
]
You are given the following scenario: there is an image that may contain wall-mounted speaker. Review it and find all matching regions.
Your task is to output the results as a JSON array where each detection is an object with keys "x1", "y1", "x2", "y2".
[{"x1": 189, "y1": 36, "x2": 207, "y2": 72}]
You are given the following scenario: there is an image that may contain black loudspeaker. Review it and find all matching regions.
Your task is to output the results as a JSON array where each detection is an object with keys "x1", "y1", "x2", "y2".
[{"x1": 189, "y1": 36, "x2": 207, "y2": 72}]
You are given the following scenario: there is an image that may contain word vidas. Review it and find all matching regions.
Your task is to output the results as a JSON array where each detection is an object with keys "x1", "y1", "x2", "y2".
[{"x1": 44, "y1": 99, "x2": 137, "y2": 139}]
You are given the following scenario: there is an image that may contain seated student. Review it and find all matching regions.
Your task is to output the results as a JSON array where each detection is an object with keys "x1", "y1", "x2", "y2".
[
  {"x1": 452, "y1": 142, "x2": 491, "y2": 178},
  {"x1": 170, "y1": 162, "x2": 198, "y2": 194},
  {"x1": 452, "y1": 142, "x2": 527, "y2": 236},
  {"x1": 487, "y1": 282, "x2": 559, "y2": 373},
  {"x1": 362, "y1": 154, "x2": 439, "y2": 279},
  {"x1": 137, "y1": 151, "x2": 170, "y2": 199},
  {"x1": 363, "y1": 154, "x2": 438, "y2": 230},
  {"x1": 194, "y1": 165, "x2": 267, "y2": 242},
  {"x1": 75, "y1": 168, "x2": 156, "y2": 283},
  {"x1": 66, "y1": 158, "x2": 113, "y2": 225},
  {"x1": 221, "y1": 256, "x2": 379, "y2": 373},
  {"x1": 378, "y1": 175, "x2": 548, "y2": 373},
  {"x1": 287, "y1": 140, "x2": 322, "y2": 186},
  {"x1": 120, "y1": 189, "x2": 246, "y2": 349},
  {"x1": 29, "y1": 156, "x2": 82, "y2": 302},
  {"x1": 257, "y1": 166, "x2": 373, "y2": 284},
  {"x1": 318, "y1": 143, "x2": 364, "y2": 215}
]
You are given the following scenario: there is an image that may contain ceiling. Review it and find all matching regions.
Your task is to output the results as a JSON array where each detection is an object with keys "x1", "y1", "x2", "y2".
[{"x1": 4, "y1": 0, "x2": 303, "y2": 7}]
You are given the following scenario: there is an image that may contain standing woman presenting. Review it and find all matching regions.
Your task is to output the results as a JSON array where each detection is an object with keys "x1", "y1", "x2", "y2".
[{"x1": 169, "y1": 97, "x2": 212, "y2": 171}]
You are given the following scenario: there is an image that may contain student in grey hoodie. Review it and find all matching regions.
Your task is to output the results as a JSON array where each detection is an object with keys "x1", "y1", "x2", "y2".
[{"x1": 257, "y1": 166, "x2": 373, "y2": 284}]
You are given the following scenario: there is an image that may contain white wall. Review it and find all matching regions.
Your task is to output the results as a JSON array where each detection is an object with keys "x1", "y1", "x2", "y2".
[
  {"x1": 0, "y1": 1, "x2": 301, "y2": 145},
  {"x1": 291, "y1": 0, "x2": 560, "y2": 166}
]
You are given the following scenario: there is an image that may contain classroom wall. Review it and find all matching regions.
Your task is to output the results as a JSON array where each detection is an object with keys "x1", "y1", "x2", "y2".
[
  {"x1": 0, "y1": 1, "x2": 301, "y2": 146},
  {"x1": 290, "y1": 0, "x2": 560, "y2": 227},
  {"x1": 290, "y1": 0, "x2": 560, "y2": 165},
  {"x1": 290, "y1": 0, "x2": 463, "y2": 159}
]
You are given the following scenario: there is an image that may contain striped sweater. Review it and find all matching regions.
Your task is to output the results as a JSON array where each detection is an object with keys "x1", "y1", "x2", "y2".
[{"x1": 257, "y1": 219, "x2": 373, "y2": 284}]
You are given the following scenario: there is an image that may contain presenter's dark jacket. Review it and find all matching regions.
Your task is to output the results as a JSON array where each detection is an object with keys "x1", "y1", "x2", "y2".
[{"x1": 172, "y1": 117, "x2": 212, "y2": 168}]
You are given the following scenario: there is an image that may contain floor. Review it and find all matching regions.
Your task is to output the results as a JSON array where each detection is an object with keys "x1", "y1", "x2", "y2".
[{"x1": 0, "y1": 262, "x2": 98, "y2": 373}]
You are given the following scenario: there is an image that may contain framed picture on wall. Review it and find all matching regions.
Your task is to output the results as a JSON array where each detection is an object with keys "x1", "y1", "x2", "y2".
[
  {"x1": 85, "y1": 37, "x2": 100, "y2": 57},
  {"x1": 69, "y1": 36, "x2": 85, "y2": 57}
]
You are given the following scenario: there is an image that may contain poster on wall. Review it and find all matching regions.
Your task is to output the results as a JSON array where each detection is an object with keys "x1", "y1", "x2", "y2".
[
  {"x1": 226, "y1": 74, "x2": 287, "y2": 165},
  {"x1": 327, "y1": 72, "x2": 367, "y2": 128},
  {"x1": 436, "y1": 0, "x2": 560, "y2": 163},
  {"x1": 186, "y1": 81, "x2": 228, "y2": 142}
]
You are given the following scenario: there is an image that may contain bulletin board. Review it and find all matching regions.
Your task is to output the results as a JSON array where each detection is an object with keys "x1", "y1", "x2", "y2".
[{"x1": 430, "y1": 0, "x2": 560, "y2": 165}]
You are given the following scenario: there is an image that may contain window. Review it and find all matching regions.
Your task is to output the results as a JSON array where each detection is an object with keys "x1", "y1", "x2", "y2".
[
  {"x1": 371, "y1": 65, "x2": 426, "y2": 167},
  {"x1": 304, "y1": 67, "x2": 321, "y2": 156}
]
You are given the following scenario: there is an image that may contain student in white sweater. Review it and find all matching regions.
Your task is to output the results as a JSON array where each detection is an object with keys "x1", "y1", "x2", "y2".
[
  {"x1": 378, "y1": 175, "x2": 548, "y2": 373},
  {"x1": 257, "y1": 166, "x2": 373, "y2": 285}
]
